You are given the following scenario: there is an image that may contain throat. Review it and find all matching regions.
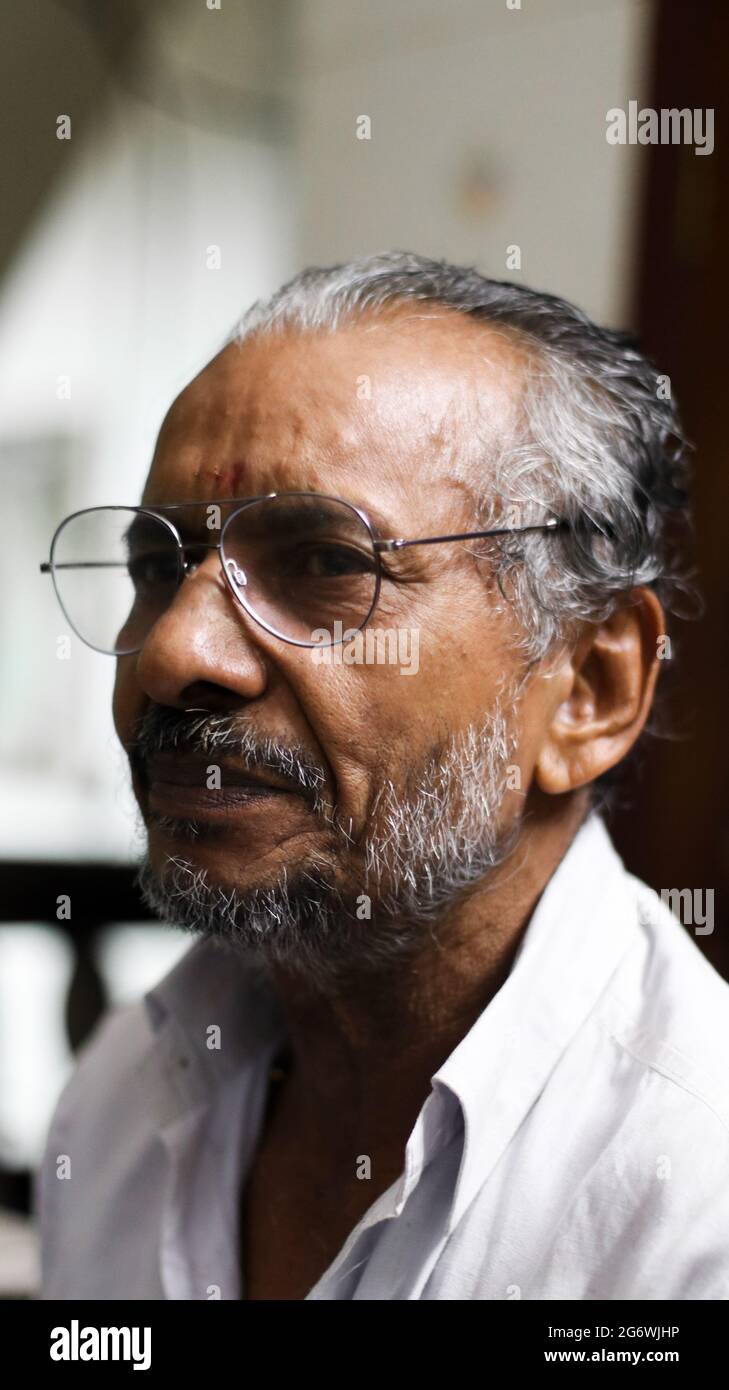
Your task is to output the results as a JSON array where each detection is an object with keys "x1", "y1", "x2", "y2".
[{"x1": 239, "y1": 1059, "x2": 407, "y2": 1301}]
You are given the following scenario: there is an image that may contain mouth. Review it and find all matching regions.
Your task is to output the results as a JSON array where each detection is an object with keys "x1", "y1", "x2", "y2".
[{"x1": 142, "y1": 751, "x2": 299, "y2": 820}]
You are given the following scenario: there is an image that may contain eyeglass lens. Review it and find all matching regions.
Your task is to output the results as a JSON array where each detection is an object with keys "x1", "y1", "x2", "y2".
[{"x1": 49, "y1": 495, "x2": 379, "y2": 654}]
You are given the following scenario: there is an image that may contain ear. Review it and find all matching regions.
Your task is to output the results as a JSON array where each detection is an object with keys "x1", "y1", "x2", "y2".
[{"x1": 534, "y1": 588, "x2": 665, "y2": 795}]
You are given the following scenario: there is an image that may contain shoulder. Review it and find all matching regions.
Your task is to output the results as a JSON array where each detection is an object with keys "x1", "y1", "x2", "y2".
[
  {"x1": 35, "y1": 993, "x2": 159, "y2": 1160},
  {"x1": 34, "y1": 996, "x2": 167, "y2": 1298},
  {"x1": 603, "y1": 873, "x2": 729, "y2": 1132},
  {"x1": 45, "y1": 993, "x2": 160, "y2": 1148},
  {"x1": 580, "y1": 877, "x2": 729, "y2": 1293},
  {"x1": 34, "y1": 937, "x2": 277, "y2": 1298}
]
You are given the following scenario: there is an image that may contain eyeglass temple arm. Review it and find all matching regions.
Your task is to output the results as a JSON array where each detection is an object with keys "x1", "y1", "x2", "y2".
[
  {"x1": 39, "y1": 542, "x2": 224, "y2": 575},
  {"x1": 375, "y1": 518, "x2": 566, "y2": 553},
  {"x1": 39, "y1": 523, "x2": 573, "y2": 571},
  {"x1": 40, "y1": 561, "x2": 132, "y2": 572}
]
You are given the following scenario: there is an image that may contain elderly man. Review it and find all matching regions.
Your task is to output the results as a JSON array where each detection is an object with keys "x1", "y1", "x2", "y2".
[{"x1": 37, "y1": 253, "x2": 729, "y2": 1300}]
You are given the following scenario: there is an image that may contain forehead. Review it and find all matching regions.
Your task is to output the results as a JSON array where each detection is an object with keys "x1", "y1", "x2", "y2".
[{"x1": 142, "y1": 310, "x2": 526, "y2": 518}]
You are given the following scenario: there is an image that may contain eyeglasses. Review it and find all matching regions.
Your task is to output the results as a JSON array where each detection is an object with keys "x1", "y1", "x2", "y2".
[{"x1": 39, "y1": 491, "x2": 564, "y2": 655}]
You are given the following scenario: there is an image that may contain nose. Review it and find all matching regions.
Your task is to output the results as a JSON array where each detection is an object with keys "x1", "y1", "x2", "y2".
[{"x1": 133, "y1": 554, "x2": 268, "y2": 709}]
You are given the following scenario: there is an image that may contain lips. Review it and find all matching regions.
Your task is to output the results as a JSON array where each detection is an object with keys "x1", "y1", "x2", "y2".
[{"x1": 143, "y1": 751, "x2": 295, "y2": 818}]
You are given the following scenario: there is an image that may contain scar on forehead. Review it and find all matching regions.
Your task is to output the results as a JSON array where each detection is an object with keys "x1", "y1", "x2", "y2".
[{"x1": 199, "y1": 460, "x2": 250, "y2": 495}]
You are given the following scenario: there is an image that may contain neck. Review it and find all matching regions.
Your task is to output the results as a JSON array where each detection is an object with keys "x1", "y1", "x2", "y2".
[{"x1": 268, "y1": 798, "x2": 587, "y2": 1162}]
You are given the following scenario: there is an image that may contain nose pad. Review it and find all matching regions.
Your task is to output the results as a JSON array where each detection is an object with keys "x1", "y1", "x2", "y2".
[{"x1": 224, "y1": 557, "x2": 247, "y2": 591}]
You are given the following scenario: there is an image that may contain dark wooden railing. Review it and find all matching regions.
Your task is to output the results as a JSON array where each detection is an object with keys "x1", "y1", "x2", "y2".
[{"x1": 0, "y1": 861, "x2": 154, "y2": 1214}]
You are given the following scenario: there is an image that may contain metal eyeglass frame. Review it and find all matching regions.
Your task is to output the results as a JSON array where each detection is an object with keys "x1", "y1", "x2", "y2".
[{"x1": 39, "y1": 490, "x2": 566, "y2": 653}]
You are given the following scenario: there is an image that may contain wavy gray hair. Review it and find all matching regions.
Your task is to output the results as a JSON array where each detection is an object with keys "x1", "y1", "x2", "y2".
[{"x1": 232, "y1": 250, "x2": 693, "y2": 664}]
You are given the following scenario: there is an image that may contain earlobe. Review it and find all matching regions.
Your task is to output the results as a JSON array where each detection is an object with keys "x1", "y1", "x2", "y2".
[
  {"x1": 534, "y1": 742, "x2": 574, "y2": 796},
  {"x1": 534, "y1": 590, "x2": 664, "y2": 796}
]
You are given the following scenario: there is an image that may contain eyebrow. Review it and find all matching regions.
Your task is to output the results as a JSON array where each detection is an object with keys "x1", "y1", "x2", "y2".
[
  {"x1": 355, "y1": 500, "x2": 399, "y2": 537},
  {"x1": 139, "y1": 493, "x2": 401, "y2": 539}
]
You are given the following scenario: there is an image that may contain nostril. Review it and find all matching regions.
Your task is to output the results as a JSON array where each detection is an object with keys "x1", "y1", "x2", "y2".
[{"x1": 178, "y1": 680, "x2": 249, "y2": 711}]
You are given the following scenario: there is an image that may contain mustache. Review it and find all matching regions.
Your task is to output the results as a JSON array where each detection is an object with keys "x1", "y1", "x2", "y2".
[{"x1": 127, "y1": 705, "x2": 328, "y2": 803}]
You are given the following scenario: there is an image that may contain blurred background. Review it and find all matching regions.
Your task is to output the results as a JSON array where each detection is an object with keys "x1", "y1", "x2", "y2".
[{"x1": 0, "y1": 0, "x2": 727, "y2": 1294}]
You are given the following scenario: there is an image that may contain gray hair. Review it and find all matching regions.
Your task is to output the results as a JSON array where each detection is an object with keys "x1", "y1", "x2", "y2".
[{"x1": 231, "y1": 250, "x2": 693, "y2": 663}]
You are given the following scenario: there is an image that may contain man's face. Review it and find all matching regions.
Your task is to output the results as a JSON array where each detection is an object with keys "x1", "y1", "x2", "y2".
[{"x1": 113, "y1": 311, "x2": 551, "y2": 975}]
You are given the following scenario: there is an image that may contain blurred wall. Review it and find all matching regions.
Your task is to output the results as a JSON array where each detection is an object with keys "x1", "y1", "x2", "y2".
[{"x1": 295, "y1": 0, "x2": 654, "y2": 324}]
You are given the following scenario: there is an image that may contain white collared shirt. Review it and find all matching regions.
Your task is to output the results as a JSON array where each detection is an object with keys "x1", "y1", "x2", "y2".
[{"x1": 36, "y1": 814, "x2": 729, "y2": 1299}]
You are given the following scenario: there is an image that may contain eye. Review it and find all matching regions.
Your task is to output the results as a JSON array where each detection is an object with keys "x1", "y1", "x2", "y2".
[
  {"x1": 127, "y1": 551, "x2": 178, "y2": 589},
  {"x1": 296, "y1": 544, "x2": 376, "y2": 579}
]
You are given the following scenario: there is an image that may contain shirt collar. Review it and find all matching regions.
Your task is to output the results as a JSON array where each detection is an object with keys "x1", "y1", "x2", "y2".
[
  {"x1": 143, "y1": 939, "x2": 286, "y2": 1114},
  {"x1": 432, "y1": 811, "x2": 640, "y2": 1230},
  {"x1": 143, "y1": 812, "x2": 638, "y2": 1231}
]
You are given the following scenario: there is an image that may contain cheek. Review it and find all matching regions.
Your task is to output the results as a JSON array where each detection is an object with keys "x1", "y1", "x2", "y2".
[
  {"x1": 112, "y1": 657, "x2": 142, "y2": 746},
  {"x1": 300, "y1": 603, "x2": 517, "y2": 758},
  {"x1": 290, "y1": 660, "x2": 408, "y2": 818}
]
